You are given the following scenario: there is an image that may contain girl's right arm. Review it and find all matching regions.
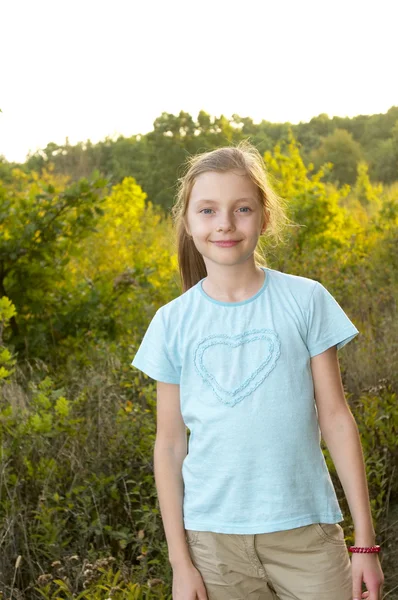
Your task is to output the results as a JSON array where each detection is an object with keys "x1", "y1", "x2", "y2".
[
  {"x1": 155, "y1": 382, "x2": 209, "y2": 599},
  {"x1": 154, "y1": 380, "x2": 193, "y2": 568}
]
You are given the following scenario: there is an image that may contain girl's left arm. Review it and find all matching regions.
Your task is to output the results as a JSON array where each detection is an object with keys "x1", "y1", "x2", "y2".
[
  {"x1": 310, "y1": 345, "x2": 375, "y2": 544},
  {"x1": 310, "y1": 346, "x2": 384, "y2": 600}
]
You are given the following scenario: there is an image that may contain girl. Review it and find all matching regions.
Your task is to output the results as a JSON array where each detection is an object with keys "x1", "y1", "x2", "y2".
[{"x1": 131, "y1": 141, "x2": 384, "y2": 600}]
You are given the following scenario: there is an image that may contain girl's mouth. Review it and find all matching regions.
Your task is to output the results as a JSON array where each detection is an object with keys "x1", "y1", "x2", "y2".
[{"x1": 212, "y1": 240, "x2": 241, "y2": 247}]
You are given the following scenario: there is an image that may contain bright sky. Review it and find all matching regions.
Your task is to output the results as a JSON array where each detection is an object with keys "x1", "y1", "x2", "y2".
[{"x1": 1, "y1": 0, "x2": 397, "y2": 163}]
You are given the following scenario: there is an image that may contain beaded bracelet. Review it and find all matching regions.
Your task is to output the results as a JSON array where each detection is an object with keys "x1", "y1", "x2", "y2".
[{"x1": 349, "y1": 545, "x2": 381, "y2": 553}]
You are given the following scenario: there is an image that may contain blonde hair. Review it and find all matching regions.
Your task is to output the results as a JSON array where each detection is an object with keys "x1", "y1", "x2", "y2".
[{"x1": 171, "y1": 140, "x2": 293, "y2": 292}]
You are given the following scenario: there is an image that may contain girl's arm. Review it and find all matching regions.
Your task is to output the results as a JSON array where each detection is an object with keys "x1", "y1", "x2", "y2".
[
  {"x1": 311, "y1": 346, "x2": 385, "y2": 598},
  {"x1": 310, "y1": 346, "x2": 375, "y2": 545},
  {"x1": 154, "y1": 381, "x2": 193, "y2": 568}
]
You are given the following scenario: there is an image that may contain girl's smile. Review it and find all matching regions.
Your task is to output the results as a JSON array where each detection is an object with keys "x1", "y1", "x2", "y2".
[{"x1": 211, "y1": 240, "x2": 241, "y2": 247}]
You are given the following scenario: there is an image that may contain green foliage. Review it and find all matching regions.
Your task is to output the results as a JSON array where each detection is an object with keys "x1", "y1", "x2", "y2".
[
  {"x1": 309, "y1": 128, "x2": 364, "y2": 185},
  {"x1": 34, "y1": 557, "x2": 172, "y2": 599},
  {"x1": 0, "y1": 358, "x2": 174, "y2": 598},
  {"x1": 355, "y1": 384, "x2": 398, "y2": 518},
  {"x1": 0, "y1": 127, "x2": 397, "y2": 597},
  {"x1": 264, "y1": 130, "x2": 357, "y2": 255},
  {"x1": 0, "y1": 296, "x2": 17, "y2": 382},
  {"x1": 0, "y1": 168, "x2": 111, "y2": 356},
  {"x1": 354, "y1": 161, "x2": 383, "y2": 213}
]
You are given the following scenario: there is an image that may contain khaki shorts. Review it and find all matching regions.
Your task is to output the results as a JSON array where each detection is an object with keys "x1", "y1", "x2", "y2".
[{"x1": 185, "y1": 522, "x2": 352, "y2": 600}]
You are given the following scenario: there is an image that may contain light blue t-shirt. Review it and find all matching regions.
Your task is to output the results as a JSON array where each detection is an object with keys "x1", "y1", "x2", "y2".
[{"x1": 131, "y1": 267, "x2": 359, "y2": 534}]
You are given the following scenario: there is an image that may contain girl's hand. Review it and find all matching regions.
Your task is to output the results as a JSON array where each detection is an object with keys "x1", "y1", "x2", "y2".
[
  {"x1": 351, "y1": 553, "x2": 385, "y2": 600},
  {"x1": 172, "y1": 562, "x2": 208, "y2": 599}
]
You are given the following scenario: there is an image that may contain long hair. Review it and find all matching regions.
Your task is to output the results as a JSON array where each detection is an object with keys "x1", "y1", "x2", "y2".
[{"x1": 170, "y1": 140, "x2": 293, "y2": 292}]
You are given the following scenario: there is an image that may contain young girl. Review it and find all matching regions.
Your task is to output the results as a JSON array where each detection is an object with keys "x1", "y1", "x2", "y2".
[{"x1": 131, "y1": 142, "x2": 384, "y2": 600}]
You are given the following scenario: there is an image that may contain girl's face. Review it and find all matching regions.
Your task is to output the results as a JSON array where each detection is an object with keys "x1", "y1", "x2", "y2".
[{"x1": 185, "y1": 170, "x2": 265, "y2": 269}]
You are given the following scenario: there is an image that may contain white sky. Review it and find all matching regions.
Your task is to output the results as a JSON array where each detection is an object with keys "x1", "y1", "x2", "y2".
[{"x1": 1, "y1": 0, "x2": 397, "y2": 163}]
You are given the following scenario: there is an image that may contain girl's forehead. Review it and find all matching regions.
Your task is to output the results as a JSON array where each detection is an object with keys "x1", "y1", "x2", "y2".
[{"x1": 190, "y1": 170, "x2": 258, "y2": 200}]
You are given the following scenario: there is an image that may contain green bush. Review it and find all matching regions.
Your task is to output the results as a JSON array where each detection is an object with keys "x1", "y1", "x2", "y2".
[{"x1": 0, "y1": 355, "x2": 173, "y2": 598}]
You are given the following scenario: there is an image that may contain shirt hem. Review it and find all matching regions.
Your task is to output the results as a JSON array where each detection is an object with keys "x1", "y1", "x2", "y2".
[
  {"x1": 308, "y1": 327, "x2": 359, "y2": 357},
  {"x1": 130, "y1": 359, "x2": 180, "y2": 384},
  {"x1": 183, "y1": 512, "x2": 344, "y2": 534}
]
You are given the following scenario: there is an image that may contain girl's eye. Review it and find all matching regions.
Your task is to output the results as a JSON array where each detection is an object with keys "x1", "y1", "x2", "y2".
[{"x1": 199, "y1": 207, "x2": 251, "y2": 215}]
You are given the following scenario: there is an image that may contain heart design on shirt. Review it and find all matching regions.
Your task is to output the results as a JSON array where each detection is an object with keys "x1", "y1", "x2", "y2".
[{"x1": 194, "y1": 329, "x2": 281, "y2": 407}]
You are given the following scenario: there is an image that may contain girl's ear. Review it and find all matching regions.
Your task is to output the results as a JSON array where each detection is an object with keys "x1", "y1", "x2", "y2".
[{"x1": 183, "y1": 217, "x2": 192, "y2": 238}]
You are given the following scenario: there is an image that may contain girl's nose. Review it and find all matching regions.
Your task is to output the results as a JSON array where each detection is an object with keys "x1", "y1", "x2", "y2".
[
  {"x1": 216, "y1": 217, "x2": 235, "y2": 232},
  {"x1": 216, "y1": 223, "x2": 234, "y2": 232}
]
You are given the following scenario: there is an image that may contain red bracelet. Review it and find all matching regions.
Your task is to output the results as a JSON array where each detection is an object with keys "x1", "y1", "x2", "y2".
[{"x1": 349, "y1": 545, "x2": 381, "y2": 553}]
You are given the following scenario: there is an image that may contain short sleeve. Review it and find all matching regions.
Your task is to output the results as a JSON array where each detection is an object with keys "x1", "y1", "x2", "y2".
[
  {"x1": 131, "y1": 309, "x2": 180, "y2": 384},
  {"x1": 305, "y1": 281, "x2": 359, "y2": 358}
]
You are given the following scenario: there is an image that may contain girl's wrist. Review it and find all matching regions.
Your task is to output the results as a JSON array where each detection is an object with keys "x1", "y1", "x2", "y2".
[
  {"x1": 354, "y1": 535, "x2": 376, "y2": 546},
  {"x1": 353, "y1": 527, "x2": 376, "y2": 546},
  {"x1": 351, "y1": 532, "x2": 378, "y2": 552}
]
